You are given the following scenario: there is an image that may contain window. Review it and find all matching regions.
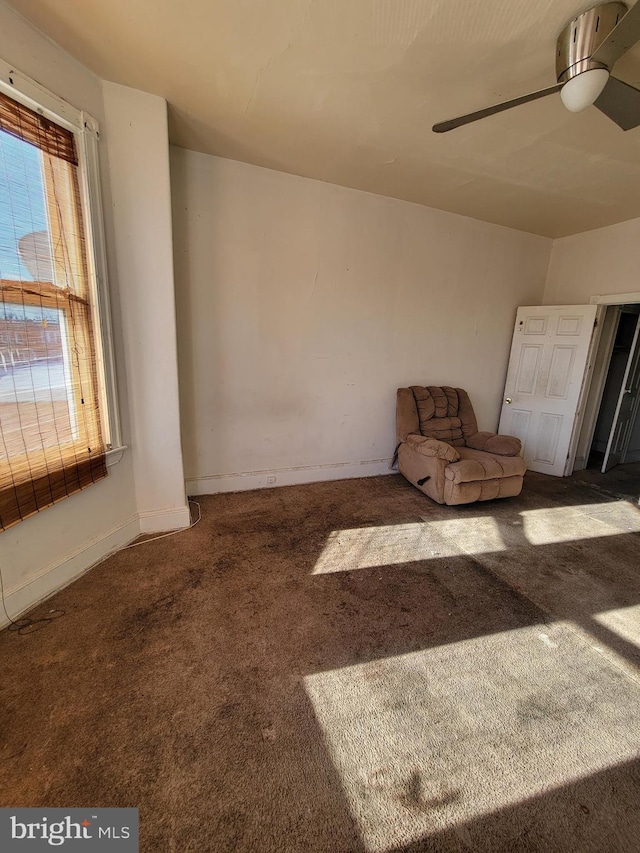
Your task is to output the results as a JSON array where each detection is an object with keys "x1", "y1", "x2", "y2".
[{"x1": 0, "y1": 74, "x2": 117, "y2": 530}]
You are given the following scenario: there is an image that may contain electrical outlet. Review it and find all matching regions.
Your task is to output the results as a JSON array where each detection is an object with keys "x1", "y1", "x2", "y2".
[{"x1": 267, "y1": 476, "x2": 276, "y2": 485}]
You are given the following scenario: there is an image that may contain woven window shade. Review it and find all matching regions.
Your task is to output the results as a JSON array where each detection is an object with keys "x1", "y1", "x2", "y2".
[
  {"x1": 0, "y1": 93, "x2": 106, "y2": 531},
  {"x1": 0, "y1": 91, "x2": 78, "y2": 165}
]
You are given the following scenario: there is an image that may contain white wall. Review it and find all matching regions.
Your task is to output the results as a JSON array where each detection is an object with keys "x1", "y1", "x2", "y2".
[
  {"x1": 102, "y1": 82, "x2": 189, "y2": 533},
  {"x1": 171, "y1": 149, "x2": 552, "y2": 494},
  {"x1": 544, "y1": 217, "x2": 640, "y2": 305},
  {"x1": 0, "y1": 2, "x2": 138, "y2": 623}
]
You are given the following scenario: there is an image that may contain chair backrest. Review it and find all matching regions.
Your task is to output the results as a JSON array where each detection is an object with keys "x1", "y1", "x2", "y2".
[{"x1": 397, "y1": 386, "x2": 478, "y2": 446}]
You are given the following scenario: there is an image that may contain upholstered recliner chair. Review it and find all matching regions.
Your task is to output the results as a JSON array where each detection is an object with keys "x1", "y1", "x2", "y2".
[{"x1": 396, "y1": 386, "x2": 526, "y2": 505}]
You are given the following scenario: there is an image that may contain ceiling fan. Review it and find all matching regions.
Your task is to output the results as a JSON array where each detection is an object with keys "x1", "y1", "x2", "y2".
[{"x1": 433, "y1": 1, "x2": 640, "y2": 132}]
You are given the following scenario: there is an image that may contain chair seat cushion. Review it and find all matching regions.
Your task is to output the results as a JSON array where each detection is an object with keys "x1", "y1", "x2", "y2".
[{"x1": 444, "y1": 447, "x2": 526, "y2": 484}]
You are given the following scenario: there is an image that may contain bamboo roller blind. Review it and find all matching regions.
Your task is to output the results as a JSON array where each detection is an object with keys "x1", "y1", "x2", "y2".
[
  {"x1": 0, "y1": 92, "x2": 78, "y2": 165},
  {"x1": 0, "y1": 91, "x2": 106, "y2": 531}
]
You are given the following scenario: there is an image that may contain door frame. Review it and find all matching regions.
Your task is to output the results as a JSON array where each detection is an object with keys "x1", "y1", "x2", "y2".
[
  {"x1": 602, "y1": 313, "x2": 640, "y2": 471},
  {"x1": 566, "y1": 290, "x2": 640, "y2": 474}
]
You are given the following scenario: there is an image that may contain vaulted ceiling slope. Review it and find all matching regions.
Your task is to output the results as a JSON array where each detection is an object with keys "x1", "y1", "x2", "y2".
[{"x1": 7, "y1": 0, "x2": 640, "y2": 237}]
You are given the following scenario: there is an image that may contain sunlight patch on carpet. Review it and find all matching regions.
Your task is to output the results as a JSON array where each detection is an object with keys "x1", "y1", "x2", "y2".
[
  {"x1": 312, "y1": 517, "x2": 505, "y2": 573},
  {"x1": 312, "y1": 501, "x2": 640, "y2": 574},
  {"x1": 304, "y1": 621, "x2": 640, "y2": 852},
  {"x1": 594, "y1": 603, "x2": 640, "y2": 650},
  {"x1": 520, "y1": 501, "x2": 640, "y2": 546}
]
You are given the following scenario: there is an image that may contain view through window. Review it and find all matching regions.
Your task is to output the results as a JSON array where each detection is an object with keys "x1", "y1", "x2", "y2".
[{"x1": 0, "y1": 91, "x2": 107, "y2": 530}]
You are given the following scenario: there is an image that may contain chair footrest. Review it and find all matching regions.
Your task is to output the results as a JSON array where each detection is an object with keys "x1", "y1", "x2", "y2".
[{"x1": 444, "y1": 447, "x2": 526, "y2": 484}]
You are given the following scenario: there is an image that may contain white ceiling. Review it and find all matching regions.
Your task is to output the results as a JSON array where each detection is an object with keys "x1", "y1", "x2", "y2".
[{"x1": 7, "y1": 0, "x2": 640, "y2": 236}]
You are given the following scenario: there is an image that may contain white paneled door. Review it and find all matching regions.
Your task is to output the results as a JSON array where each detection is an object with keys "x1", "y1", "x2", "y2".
[{"x1": 499, "y1": 305, "x2": 598, "y2": 476}]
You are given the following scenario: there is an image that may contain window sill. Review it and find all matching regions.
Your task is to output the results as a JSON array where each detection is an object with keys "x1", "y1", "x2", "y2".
[{"x1": 106, "y1": 446, "x2": 127, "y2": 467}]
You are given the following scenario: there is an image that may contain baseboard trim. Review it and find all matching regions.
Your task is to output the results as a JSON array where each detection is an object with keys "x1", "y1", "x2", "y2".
[
  {"x1": 138, "y1": 505, "x2": 192, "y2": 533},
  {"x1": 1, "y1": 515, "x2": 140, "y2": 628},
  {"x1": 186, "y1": 459, "x2": 394, "y2": 496},
  {"x1": 1, "y1": 503, "x2": 193, "y2": 628}
]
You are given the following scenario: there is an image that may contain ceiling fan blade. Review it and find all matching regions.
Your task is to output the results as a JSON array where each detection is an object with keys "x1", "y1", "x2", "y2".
[
  {"x1": 591, "y1": 1, "x2": 640, "y2": 70},
  {"x1": 433, "y1": 85, "x2": 562, "y2": 133},
  {"x1": 594, "y1": 74, "x2": 640, "y2": 129}
]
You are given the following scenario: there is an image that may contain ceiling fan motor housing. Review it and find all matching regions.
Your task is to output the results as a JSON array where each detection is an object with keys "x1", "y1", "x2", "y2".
[{"x1": 556, "y1": 1, "x2": 627, "y2": 82}]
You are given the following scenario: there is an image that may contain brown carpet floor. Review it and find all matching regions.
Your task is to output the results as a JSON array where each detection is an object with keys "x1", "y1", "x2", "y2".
[{"x1": 1, "y1": 470, "x2": 640, "y2": 852}]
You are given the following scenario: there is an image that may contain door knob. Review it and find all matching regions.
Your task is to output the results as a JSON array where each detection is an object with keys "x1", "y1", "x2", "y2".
[{"x1": 505, "y1": 397, "x2": 512, "y2": 404}]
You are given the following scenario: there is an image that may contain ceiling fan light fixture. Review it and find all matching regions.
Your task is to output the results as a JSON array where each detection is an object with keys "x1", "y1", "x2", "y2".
[
  {"x1": 433, "y1": 1, "x2": 640, "y2": 133},
  {"x1": 560, "y1": 68, "x2": 610, "y2": 112}
]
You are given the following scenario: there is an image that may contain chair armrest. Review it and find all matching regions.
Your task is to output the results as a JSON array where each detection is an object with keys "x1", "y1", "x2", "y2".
[
  {"x1": 405, "y1": 434, "x2": 461, "y2": 462},
  {"x1": 466, "y1": 431, "x2": 521, "y2": 456}
]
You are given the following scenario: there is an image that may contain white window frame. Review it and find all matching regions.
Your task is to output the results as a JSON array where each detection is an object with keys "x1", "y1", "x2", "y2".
[{"x1": 0, "y1": 58, "x2": 124, "y2": 463}]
